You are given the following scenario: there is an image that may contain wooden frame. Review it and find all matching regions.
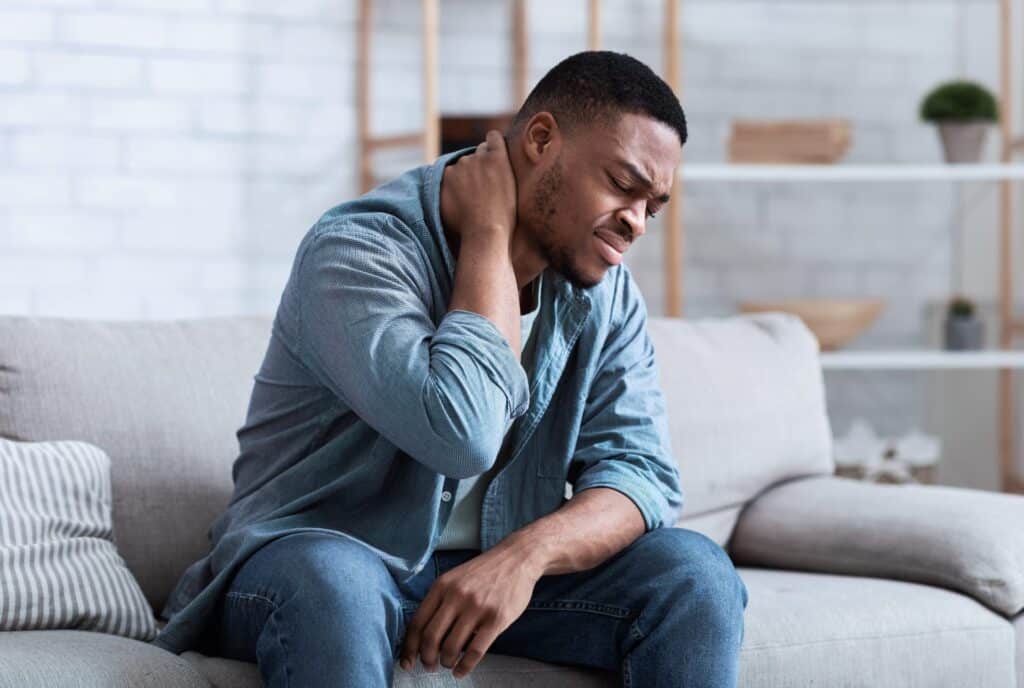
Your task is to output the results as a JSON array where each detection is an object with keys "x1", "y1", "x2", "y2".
[
  {"x1": 997, "y1": 0, "x2": 1022, "y2": 493},
  {"x1": 357, "y1": 0, "x2": 440, "y2": 194}
]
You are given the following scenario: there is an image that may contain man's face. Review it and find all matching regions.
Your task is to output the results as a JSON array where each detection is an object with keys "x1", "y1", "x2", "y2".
[{"x1": 520, "y1": 112, "x2": 681, "y2": 289}]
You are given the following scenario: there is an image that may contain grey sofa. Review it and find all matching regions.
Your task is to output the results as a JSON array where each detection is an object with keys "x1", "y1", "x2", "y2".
[{"x1": 0, "y1": 312, "x2": 1021, "y2": 688}]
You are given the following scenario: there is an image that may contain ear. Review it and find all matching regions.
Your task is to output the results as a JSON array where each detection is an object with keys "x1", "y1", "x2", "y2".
[{"x1": 521, "y1": 111, "x2": 560, "y2": 164}]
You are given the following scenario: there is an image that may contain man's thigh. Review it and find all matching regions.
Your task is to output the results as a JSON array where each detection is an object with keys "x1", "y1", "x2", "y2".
[
  {"x1": 482, "y1": 527, "x2": 747, "y2": 671},
  {"x1": 212, "y1": 530, "x2": 411, "y2": 663}
]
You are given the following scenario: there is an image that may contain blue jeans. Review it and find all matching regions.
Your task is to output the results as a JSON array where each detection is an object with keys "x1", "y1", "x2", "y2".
[{"x1": 209, "y1": 526, "x2": 748, "y2": 687}]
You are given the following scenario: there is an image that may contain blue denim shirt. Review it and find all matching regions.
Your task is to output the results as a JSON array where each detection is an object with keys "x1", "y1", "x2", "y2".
[{"x1": 152, "y1": 147, "x2": 684, "y2": 655}]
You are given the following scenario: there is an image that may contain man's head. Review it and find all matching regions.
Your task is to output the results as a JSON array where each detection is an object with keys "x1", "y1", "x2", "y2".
[{"x1": 507, "y1": 50, "x2": 686, "y2": 289}]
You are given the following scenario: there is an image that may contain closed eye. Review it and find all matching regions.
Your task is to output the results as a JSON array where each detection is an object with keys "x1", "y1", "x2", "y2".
[
  {"x1": 609, "y1": 175, "x2": 630, "y2": 193},
  {"x1": 609, "y1": 173, "x2": 658, "y2": 219}
]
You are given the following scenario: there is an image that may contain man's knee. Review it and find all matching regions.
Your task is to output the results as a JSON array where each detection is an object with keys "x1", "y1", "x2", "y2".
[
  {"x1": 634, "y1": 527, "x2": 748, "y2": 616},
  {"x1": 242, "y1": 531, "x2": 401, "y2": 616}
]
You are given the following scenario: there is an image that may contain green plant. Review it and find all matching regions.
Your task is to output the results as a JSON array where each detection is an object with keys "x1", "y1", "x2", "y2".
[
  {"x1": 948, "y1": 295, "x2": 976, "y2": 318},
  {"x1": 920, "y1": 80, "x2": 998, "y2": 122}
]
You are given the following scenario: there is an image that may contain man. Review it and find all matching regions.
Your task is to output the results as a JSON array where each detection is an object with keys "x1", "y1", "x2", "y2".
[{"x1": 153, "y1": 50, "x2": 748, "y2": 687}]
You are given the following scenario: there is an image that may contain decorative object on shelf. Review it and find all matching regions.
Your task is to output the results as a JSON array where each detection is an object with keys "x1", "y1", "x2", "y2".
[
  {"x1": 894, "y1": 428, "x2": 942, "y2": 485},
  {"x1": 440, "y1": 114, "x2": 515, "y2": 155},
  {"x1": 863, "y1": 449, "x2": 917, "y2": 485},
  {"x1": 727, "y1": 118, "x2": 851, "y2": 164},
  {"x1": 739, "y1": 298, "x2": 885, "y2": 351},
  {"x1": 919, "y1": 80, "x2": 998, "y2": 164},
  {"x1": 833, "y1": 418, "x2": 887, "y2": 481},
  {"x1": 943, "y1": 295, "x2": 985, "y2": 350},
  {"x1": 833, "y1": 418, "x2": 942, "y2": 485}
]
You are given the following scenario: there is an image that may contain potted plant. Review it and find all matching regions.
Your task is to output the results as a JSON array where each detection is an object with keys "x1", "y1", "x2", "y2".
[
  {"x1": 919, "y1": 80, "x2": 999, "y2": 163},
  {"x1": 944, "y1": 295, "x2": 984, "y2": 350}
]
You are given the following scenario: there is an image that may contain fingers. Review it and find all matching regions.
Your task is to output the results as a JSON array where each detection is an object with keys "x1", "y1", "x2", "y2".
[
  {"x1": 399, "y1": 586, "x2": 442, "y2": 670},
  {"x1": 452, "y1": 621, "x2": 501, "y2": 680},
  {"x1": 438, "y1": 615, "x2": 481, "y2": 671},
  {"x1": 485, "y1": 129, "x2": 505, "y2": 152},
  {"x1": 417, "y1": 602, "x2": 459, "y2": 672}
]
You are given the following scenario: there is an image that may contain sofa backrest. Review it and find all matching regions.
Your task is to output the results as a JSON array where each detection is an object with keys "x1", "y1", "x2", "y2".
[
  {"x1": 0, "y1": 311, "x2": 833, "y2": 612},
  {"x1": 647, "y1": 313, "x2": 835, "y2": 546},
  {"x1": 0, "y1": 316, "x2": 271, "y2": 613}
]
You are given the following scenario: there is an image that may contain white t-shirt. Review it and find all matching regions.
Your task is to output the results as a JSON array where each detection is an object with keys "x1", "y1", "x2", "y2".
[{"x1": 436, "y1": 276, "x2": 542, "y2": 551}]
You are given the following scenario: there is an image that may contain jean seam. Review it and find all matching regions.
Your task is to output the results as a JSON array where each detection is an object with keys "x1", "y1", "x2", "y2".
[
  {"x1": 225, "y1": 591, "x2": 278, "y2": 609},
  {"x1": 525, "y1": 599, "x2": 635, "y2": 620},
  {"x1": 266, "y1": 605, "x2": 291, "y2": 688},
  {"x1": 224, "y1": 592, "x2": 289, "y2": 688}
]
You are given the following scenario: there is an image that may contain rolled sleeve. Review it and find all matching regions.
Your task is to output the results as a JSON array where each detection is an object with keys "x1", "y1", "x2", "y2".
[
  {"x1": 568, "y1": 266, "x2": 684, "y2": 532},
  {"x1": 297, "y1": 221, "x2": 530, "y2": 479}
]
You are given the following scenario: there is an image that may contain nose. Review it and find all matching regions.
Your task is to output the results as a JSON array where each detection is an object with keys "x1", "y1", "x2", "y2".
[{"x1": 615, "y1": 202, "x2": 646, "y2": 242}]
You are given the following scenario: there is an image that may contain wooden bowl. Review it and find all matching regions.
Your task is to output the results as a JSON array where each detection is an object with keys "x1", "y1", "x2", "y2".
[{"x1": 739, "y1": 298, "x2": 885, "y2": 351}]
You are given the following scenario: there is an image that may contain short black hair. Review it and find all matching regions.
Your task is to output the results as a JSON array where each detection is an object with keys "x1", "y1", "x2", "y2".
[{"x1": 509, "y1": 50, "x2": 687, "y2": 147}]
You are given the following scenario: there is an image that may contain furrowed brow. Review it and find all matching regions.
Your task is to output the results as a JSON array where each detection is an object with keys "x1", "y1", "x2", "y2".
[{"x1": 619, "y1": 159, "x2": 670, "y2": 204}]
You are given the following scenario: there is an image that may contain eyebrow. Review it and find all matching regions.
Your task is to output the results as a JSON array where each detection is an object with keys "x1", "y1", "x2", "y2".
[{"x1": 618, "y1": 159, "x2": 671, "y2": 204}]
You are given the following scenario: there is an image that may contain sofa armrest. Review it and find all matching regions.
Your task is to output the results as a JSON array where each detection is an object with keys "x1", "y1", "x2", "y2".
[{"x1": 728, "y1": 474, "x2": 1024, "y2": 617}]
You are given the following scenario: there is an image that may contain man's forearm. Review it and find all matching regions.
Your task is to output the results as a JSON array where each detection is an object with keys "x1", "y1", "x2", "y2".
[
  {"x1": 448, "y1": 236, "x2": 522, "y2": 359},
  {"x1": 498, "y1": 486, "x2": 647, "y2": 577}
]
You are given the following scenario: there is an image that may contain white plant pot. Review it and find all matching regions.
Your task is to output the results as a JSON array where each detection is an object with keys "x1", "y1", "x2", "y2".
[{"x1": 936, "y1": 121, "x2": 989, "y2": 163}]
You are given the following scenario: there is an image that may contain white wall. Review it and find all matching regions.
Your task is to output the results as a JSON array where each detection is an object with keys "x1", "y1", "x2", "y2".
[{"x1": 1, "y1": 0, "x2": 1021, "y2": 487}]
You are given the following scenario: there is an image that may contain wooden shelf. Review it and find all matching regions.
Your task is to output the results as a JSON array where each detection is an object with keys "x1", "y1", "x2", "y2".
[
  {"x1": 820, "y1": 349, "x2": 1024, "y2": 370},
  {"x1": 679, "y1": 163, "x2": 1024, "y2": 183}
]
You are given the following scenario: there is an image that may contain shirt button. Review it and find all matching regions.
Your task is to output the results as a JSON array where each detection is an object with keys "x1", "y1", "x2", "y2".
[{"x1": 441, "y1": 490, "x2": 452, "y2": 502}]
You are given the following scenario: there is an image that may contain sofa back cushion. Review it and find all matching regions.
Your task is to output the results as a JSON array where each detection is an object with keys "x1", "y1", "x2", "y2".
[
  {"x1": 647, "y1": 313, "x2": 835, "y2": 545},
  {"x1": 0, "y1": 316, "x2": 272, "y2": 613}
]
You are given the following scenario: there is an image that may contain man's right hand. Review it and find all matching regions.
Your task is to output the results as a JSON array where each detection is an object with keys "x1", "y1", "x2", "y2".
[{"x1": 441, "y1": 130, "x2": 518, "y2": 249}]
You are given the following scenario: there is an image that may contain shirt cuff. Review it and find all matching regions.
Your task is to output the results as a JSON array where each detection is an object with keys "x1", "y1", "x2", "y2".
[{"x1": 573, "y1": 460, "x2": 680, "y2": 533}]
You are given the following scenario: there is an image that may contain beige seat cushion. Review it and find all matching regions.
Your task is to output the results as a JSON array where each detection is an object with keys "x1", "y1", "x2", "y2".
[
  {"x1": 0, "y1": 630, "x2": 210, "y2": 688},
  {"x1": 738, "y1": 567, "x2": 1016, "y2": 687}
]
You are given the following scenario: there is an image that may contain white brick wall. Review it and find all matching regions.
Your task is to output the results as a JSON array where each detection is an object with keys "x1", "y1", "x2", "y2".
[{"x1": 0, "y1": 0, "x2": 1021, "y2": 479}]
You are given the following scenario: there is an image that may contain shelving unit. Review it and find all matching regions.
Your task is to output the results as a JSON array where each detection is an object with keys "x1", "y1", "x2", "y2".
[
  {"x1": 680, "y1": 163, "x2": 1024, "y2": 183},
  {"x1": 821, "y1": 350, "x2": 1024, "y2": 371},
  {"x1": 668, "y1": 0, "x2": 1023, "y2": 494}
]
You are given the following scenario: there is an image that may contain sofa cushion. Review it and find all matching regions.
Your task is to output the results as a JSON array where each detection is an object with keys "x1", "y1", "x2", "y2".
[
  {"x1": 0, "y1": 438, "x2": 156, "y2": 641},
  {"x1": 729, "y1": 474, "x2": 1024, "y2": 617},
  {"x1": 646, "y1": 313, "x2": 834, "y2": 539},
  {"x1": 0, "y1": 315, "x2": 273, "y2": 613},
  {"x1": 737, "y1": 567, "x2": 1017, "y2": 687},
  {"x1": 181, "y1": 650, "x2": 617, "y2": 688},
  {"x1": 0, "y1": 630, "x2": 210, "y2": 688}
]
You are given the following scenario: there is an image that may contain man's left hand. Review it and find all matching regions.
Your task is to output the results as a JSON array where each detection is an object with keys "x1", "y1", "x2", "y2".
[{"x1": 399, "y1": 539, "x2": 542, "y2": 679}]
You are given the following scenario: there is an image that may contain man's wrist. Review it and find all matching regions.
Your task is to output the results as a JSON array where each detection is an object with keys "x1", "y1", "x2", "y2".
[
  {"x1": 459, "y1": 231, "x2": 513, "y2": 260},
  {"x1": 498, "y1": 518, "x2": 558, "y2": 579}
]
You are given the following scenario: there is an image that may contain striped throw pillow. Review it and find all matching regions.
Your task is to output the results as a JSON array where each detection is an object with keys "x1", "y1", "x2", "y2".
[{"x1": 0, "y1": 438, "x2": 156, "y2": 641}]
